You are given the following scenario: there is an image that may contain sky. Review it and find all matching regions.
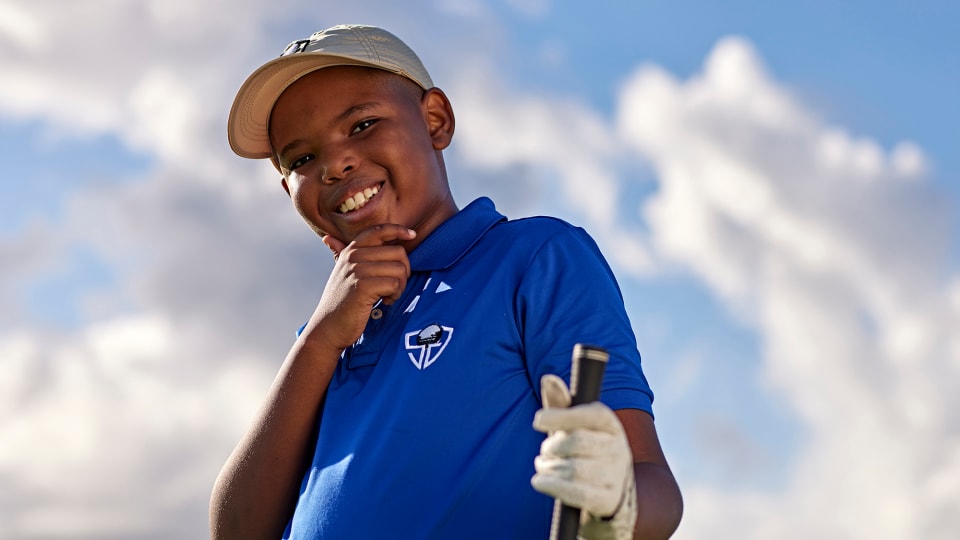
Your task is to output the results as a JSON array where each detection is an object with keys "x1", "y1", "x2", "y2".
[{"x1": 1, "y1": 0, "x2": 958, "y2": 538}]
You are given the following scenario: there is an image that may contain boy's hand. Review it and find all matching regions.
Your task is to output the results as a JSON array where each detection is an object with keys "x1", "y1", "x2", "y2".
[
  {"x1": 532, "y1": 374, "x2": 637, "y2": 540},
  {"x1": 302, "y1": 224, "x2": 415, "y2": 352}
]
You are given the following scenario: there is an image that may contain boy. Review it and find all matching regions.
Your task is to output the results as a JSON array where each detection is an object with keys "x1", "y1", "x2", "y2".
[{"x1": 211, "y1": 24, "x2": 682, "y2": 539}]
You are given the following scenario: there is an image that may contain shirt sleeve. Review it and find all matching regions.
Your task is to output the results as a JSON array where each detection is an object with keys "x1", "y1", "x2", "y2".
[{"x1": 515, "y1": 224, "x2": 654, "y2": 416}]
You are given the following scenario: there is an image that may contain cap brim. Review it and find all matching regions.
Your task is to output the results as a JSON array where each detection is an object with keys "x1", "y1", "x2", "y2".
[{"x1": 227, "y1": 53, "x2": 410, "y2": 159}]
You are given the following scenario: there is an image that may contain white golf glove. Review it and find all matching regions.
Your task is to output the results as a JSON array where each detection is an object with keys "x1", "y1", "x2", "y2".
[{"x1": 531, "y1": 374, "x2": 637, "y2": 540}]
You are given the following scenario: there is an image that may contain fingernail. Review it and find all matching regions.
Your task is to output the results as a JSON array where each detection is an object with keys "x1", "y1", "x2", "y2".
[{"x1": 407, "y1": 228, "x2": 417, "y2": 237}]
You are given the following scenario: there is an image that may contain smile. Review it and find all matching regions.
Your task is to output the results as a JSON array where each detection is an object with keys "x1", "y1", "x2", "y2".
[{"x1": 337, "y1": 184, "x2": 382, "y2": 214}]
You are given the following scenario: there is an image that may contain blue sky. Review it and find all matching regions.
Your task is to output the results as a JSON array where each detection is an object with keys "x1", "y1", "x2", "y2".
[{"x1": 2, "y1": 1, "x2": 958, "y2": 539}]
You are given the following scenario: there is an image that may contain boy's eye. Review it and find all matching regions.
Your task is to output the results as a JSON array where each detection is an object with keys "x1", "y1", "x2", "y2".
[
  {"x1": 352, "y1": 118, "x2": 378, "y2": 134},
  {"x1": 289, "y1": 154, "x2": 314, "y2": 171}
]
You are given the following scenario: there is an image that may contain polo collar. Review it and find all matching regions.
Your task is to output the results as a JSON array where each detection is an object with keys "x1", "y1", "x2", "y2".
[{"x1": 409, "y1": 197, "x2": 505, "y2": 272}]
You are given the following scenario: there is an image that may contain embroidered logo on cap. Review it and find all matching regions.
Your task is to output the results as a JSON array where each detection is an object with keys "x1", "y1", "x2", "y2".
[{"x1": 404, "y1": 323, "x2": 454, "y2": 370}]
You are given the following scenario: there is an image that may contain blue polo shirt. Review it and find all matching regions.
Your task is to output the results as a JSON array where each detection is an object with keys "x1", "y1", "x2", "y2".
[{"x1": 284, "y1": 197, "x2": 653, "y2": 539}]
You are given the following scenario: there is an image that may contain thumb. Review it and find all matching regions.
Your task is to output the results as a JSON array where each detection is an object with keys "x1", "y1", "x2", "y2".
[
  {"x1": 539, "y1": 374, "x2": 572, "y2": 410},
  {"x1": 322, "y1": 235, "x2": 347, "y2": 259}
]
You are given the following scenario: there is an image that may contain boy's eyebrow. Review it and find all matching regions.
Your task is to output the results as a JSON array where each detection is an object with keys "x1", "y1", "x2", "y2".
[
  {"x1": 276, "y1": 102, "x2": 381, "y2": 160},
  {"x1": 277, "y1": 138, "x2": 308, "y2": 163},
  {"x1": 334, "y1": 102, "x2": 379, "y2": 124}
]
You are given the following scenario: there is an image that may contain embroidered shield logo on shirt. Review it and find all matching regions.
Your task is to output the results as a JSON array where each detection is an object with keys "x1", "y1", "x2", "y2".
[{"x1": 404, "y1": 323, "x2": 454, "y2": 370}]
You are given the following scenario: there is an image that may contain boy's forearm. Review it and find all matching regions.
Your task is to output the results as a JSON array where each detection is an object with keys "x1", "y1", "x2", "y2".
[
  {"x1": 632, "y1": 462, "x2": 684, "y2": 540},
  {"x1": 209, "y1": 336, "x2": 342, "y2": 540}
]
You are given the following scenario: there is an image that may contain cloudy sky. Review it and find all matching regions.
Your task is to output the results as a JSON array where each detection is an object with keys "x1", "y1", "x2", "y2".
[{"x1": 2, "y1": 1, "x2": 958, "y2": 538}]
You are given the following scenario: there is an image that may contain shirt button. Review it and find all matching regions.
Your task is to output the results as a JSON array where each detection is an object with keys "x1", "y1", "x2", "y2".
[{"x1": 371, "y1": 308, "x2": 383, "y2": 320}]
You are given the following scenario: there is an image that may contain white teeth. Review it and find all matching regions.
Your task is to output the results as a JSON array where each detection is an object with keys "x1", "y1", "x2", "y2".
[{"x1": 338, "y1": 185, "x2": 380, "y2": 214}]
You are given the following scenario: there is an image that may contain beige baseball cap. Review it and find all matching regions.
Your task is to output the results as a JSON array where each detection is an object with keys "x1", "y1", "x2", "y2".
[{"x1": 227, "y1": 24, "x2": 434, "y2": 160}]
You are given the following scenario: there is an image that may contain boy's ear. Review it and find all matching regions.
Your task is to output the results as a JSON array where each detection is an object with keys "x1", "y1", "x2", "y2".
[{"x1": 422, "y1": 88, "x2": 455, "y2": 151}]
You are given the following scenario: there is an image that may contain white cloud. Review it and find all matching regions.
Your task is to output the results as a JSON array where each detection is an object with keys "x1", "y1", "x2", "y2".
[
  {"x1": 450, "y1": 64, "x2": 657, "y2": 273},
  {"x1": 0, "y1": 317, "x2": 274, "y2": 539},
  {"x1": 125, "y1": 67, "x2": 205, "y2": 164},
  {"x1": 0, "y1": 2, "x2": 44, "y2": 50},
  {"x1": 890, "y1": 141, "x2": 927, "y2": 179},
  {"x1": 0, "y1": 0, "x2": 286, "y2": 176},
  {"x1": 617, "y1": 36, "x2": 960, "y2": 539}
]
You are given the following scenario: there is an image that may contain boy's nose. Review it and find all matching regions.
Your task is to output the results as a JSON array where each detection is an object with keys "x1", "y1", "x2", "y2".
[
  {"x1": 321, "y1": 163, "x2": 353, "y2": 184},
  {"x1": 320, "y1": 147, "x2": 356, "y2": 184}
]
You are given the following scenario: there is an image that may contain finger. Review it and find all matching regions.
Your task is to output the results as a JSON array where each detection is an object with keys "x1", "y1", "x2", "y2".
[
  {"x1": 322, "y1": 235, "x2": 347, "y2": 259},
  {"x1": 533, "y1": 454, "x2": 573, "y2": 482},
  {"x1": 530, "y1": 474, "x2": 593, "y2": 509},
  {"x1": 357, "y1": 276, "x2": 408, "y2": 304},
  {"x1": 343, "y1": 253, "x2": 411, "y2": 299},
  {"x1": 538, "y1": 429, "x2": 620, "y2": 458},
  {"x1": 385, "y1": 287, "x2": 406, "y2": 305},
  {"x1": 340, "y1": 245, "x2": 411, "y2": 277},
  {"x1": 533, "y1": 455, "x2": 621, "y2": 491},
  {"x1": 533, "y1": 454, "x2": 625, "y2": 515},
  {"x1": 329, "y1": 257, "x2": 409, "y2": 288},
  {"x1": 351, "y1": 224, "x2": 417, "y2": 248},
  {"x1": 533, "y1": 402, "x2": 623, "y2": 435},
  {"x1": 533, "y1": 456, "x2": 624, "y2": 484},
  {"x1": 349, "y1": 257, "x2": 410, "y2": 275},
  {"x1": 530, "y1": 474, "x2": 619, "y2": 515},
  {"x1": 349, "y1": 261, "x2": 410, "y2": 302}
]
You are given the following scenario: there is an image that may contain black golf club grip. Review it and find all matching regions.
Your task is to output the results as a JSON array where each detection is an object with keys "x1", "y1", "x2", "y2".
[{"x1": 550, "y1": 344, "x2": 609, "y2": 540}]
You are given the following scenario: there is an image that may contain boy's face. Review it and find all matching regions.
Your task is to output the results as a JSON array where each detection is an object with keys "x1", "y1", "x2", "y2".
[{"x1": 269, "y1": 66, "x2": 456, "y2": 248}]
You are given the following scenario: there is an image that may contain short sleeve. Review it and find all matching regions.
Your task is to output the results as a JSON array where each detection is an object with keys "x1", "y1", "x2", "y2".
[{"x1": 515, "y1": 225, "x2": 654, "y2": 416}]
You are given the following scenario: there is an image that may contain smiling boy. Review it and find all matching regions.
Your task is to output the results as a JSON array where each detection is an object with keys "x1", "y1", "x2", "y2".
[
  {"x1": 272, "y1": 66, "x2": 457, "y2": 253},
  {"x1": 211, "y1": 24, "x2": 682, "y2": 540}
]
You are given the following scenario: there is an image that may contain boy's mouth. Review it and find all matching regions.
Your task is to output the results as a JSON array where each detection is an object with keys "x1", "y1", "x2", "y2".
[{"x1": 337, "y1": 183, "x2": 382, "y2": 214}]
